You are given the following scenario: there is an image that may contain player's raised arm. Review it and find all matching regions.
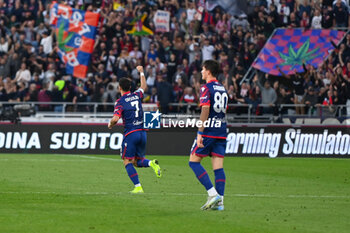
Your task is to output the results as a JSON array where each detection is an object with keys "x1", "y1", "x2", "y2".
[{"x1": 136, "y1": 66, "x2": 147, "y2": 92}]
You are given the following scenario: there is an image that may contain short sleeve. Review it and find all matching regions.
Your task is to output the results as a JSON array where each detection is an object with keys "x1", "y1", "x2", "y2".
[
  {"x1": 199, "y1": 85, "x2": 210, "y2": 107},
  {"x1": 134, "y1": 88, "x2": 144, "y2": 99},
  {"x1": 113, "y1": 99, "x2": 123, "y2": 117}
]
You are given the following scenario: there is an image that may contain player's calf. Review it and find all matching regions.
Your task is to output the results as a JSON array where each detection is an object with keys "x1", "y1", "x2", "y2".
[{"x1": 124, "y1": 159, "x2": 143, "y2": 192}]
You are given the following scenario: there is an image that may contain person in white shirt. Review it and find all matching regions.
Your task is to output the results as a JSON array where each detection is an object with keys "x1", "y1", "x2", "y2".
[
  {"x1": 13, "y1": 63, "x2": 31, "y2": 86},
  {"x1": 267, "y1": 0, "x2": 280, "y2": 8},
  {"x1": 186, "y1": 0, "x2": 196, "y2": 25},
  {"x1": 40, "y1": 31, "x2": 52, "y2": 54},
  {"x1": 0, "y1": 36, "x2": 9, "y2": 53},
  {"x1": 311, "y1": 9, "x2": 322, "y2": 29},
  {"x1": 201, "y1": 38, "x2": 215, "y2": 61},
  {"x1": 146, "y1": 59, "x2": 157, "y2": 88},
  {"x1": 129, "y1": 46, "x2": 143, "y2": 60},
  {"x1": 277, "y1": 0, "x2": 290, "y2": 25}
]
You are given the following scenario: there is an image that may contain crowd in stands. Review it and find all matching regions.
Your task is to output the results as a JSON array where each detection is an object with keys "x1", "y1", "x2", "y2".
[{"x1": 0, "y1": 0, "x2": 350, "y2": 116}]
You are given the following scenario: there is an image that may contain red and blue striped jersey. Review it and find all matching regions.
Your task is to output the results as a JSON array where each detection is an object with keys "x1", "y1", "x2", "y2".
[
  {"x1": 199, "y1": 80, "x2": 228, "y2": 139},
  {"x1": 114, "y1": 89, "x2": 145, "y2": 137}
]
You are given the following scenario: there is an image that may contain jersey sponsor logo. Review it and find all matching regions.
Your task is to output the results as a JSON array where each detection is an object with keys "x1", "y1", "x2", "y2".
[
  {"x1": 144, "y1": 110, "x2": 161, "y2": 129},
  {"x1": 133, "y1": 120, "x2": 143, "y2": 126}
]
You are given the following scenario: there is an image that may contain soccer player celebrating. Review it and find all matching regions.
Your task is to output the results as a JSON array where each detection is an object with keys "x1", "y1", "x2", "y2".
[
  {"x1": 108, "y1": 66, "x2": 161, "y2": 194},
  {"x1": 190, "y1": 60, "x2": 227, "y2": 210}
]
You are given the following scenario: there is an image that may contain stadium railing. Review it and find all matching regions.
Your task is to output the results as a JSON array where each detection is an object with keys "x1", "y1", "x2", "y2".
[{"x1": 0, "y1": 101, "x2": 348, "y2": 124}]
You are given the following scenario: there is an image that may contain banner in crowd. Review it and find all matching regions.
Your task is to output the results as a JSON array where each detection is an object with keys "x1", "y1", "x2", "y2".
[
  {"x1": 127, "y1": 14, "x2": 153, "y2": 36},
  {"x1": 153, "y1": 10, "x2": 170, "y2": 33},
  {"x1": 50, "y1": 2, "x2": 100, "y2": 79},
  {"x1": 252, "y1": 29, "x2": 346, "y2": 76},
  {"x1": 1, "y1": 124, "x2": 350, "y2": 158}
]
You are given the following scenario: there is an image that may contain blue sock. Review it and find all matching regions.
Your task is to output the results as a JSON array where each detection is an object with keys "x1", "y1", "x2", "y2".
[
  {"x1": 189, "y1": 161, "x2": 213, "y2": 191},
  {"x1": 125, "y1": 163, "x2": 140, "y2": 185},
  {"x1": 136, "y1": 159, "x2": 150, "y2": 167},
  {"x1": 214, "y1": 168, "x2": 226, "y2": 196}
]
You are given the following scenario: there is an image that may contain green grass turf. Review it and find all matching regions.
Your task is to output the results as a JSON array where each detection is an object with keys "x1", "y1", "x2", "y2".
[{"x1": 0, "y1": 154, "x2": 349, "y2": 233}]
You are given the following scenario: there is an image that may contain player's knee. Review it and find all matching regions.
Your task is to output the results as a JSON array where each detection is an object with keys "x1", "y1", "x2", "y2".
[{"x1": 123, "y1": 159, "x2": 134, "y2": 166}]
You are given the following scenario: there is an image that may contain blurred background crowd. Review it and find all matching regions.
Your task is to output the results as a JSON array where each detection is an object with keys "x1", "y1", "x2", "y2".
[{"x1": 0, "y1": 0, "x2": 350, "y2": 116}]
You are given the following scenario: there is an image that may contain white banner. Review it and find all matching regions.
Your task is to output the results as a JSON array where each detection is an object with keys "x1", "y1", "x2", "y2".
[{"x1": 153, "y1": 10, "x2": 170, "y2": 32}]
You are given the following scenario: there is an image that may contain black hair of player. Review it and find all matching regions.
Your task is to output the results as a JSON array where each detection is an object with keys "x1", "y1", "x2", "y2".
[
  {"x1": 202, "y1": 60, "x2": 220, "y2": 78},
  {"x1": 119, "y1": 78, "x2": 131, "y2": 92}
]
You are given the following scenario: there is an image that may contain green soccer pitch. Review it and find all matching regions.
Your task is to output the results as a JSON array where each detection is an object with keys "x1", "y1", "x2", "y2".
[{"x1": 0, "y1": 154, "x2": 349, "y2": 233}]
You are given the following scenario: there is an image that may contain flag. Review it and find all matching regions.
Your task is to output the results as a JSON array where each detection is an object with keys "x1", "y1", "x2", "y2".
[
  {"x1": 50, "y1": 2, "x2": 100, "y2": 79},
  {"x1": 252, "y1": 29, "x2": 346, "y2": 76},
  {"x1": 127, "y1": 14, "x2": 153, "y2": 36}
]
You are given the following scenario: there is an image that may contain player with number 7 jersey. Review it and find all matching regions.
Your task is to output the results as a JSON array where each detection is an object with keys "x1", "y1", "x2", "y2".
[
  {"x1": 108, "y1": 66, "x2": 161, "y2": 194},
  {"x1": 189, "y1": 60, "x2": 228, "y2": 211}
]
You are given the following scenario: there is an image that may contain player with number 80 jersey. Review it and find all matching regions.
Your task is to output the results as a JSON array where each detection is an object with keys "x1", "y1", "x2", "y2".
[
  {"x1": 189, "y1": 60, "x2": 227, "y2": 211},
  {"x1": 199, "y1": 80, "x2": 228, "y2": 139}
]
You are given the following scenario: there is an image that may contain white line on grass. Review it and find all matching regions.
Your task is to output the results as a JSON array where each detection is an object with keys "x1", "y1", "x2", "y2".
[
  {"x1": 0, "y1": 191, "x2": 349, "y2": 199},
  {"x1": 0, "y1": 154, "x2": 123, "y2": 162},
  {"x1": 53, "y1": 154, "x2": 123, "y2": 162},
  {"x1": 0, "y1": 158, "x2": 105, "y2": 162}
]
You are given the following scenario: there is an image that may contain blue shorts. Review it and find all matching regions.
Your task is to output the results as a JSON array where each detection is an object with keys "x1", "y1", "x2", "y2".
[
  {"x1": 121, "y1": 130, "x2": 147, "y2": 160},
  {"x1": 190, "y1": 137, "x2": 226, "y2": 158}
]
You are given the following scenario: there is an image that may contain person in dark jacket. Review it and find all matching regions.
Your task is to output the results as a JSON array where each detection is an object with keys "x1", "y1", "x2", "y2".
[{"x1": 157, "y1": 76, "x2": 173, "y2": 114}]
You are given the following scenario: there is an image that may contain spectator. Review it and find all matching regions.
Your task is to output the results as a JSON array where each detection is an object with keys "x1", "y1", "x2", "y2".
[
  {"x1": 13, "y1": 62, "x2": 31, "y2": 86},
  {"x1": 157, "y1": 76, "x2": 173, "y2": 114},
  {"x1": 40, "y1": 31, "x2": 52, "y2": 54},
  {"x1": 253, "y1": 75, "x2": 277, "y2": 114},
  {"x1": 37, "y1": 83, "x2": 51, "y2": 111},
  {"x1": 201, "y1": 37, "x2": 215, "y2": 61},
  {"x1": 0, "y1": 55, "x2": 10, "y2": 78},
  {"x1": 277, "y1": 0, "x2": 291, "y2": 26},
  {"x1": 24, "y1": 83, "x2": 38, "y2": 102},
  {"x1": 232, "y1": 14, "x2": 249, "y2": 31},
  {"x1": 278, "y1": 66, "x2": 307, "y2": 115},
  {"x1": 178, "y1": 86, "x2": 197, "y2": 113},
  {"x1": 73, "y1": 80, "x2": 88, "y2": 112},
  {"x1": 322, "y1": 6, "x2": 334, "y2": 29},
  {"x1": 303, "y1": 87, "x2": 319, "y2": 115},
  {"x1": 311, "y1": 9, "x2": 322, "y2": 29},
  {"x1": 144, "y1": 86, "x2": 158, "y2": 103},
  {"x1": 333, "y1": 0, "x2": 348, "y2": 27}
]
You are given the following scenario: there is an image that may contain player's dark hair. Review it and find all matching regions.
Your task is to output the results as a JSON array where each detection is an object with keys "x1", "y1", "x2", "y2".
[
  {"x1": 119, "y1": 78, "x2": 131, "y2": 92},
  {"x1": 202, "y1": 60, "x2": 220, "y2": 78}
]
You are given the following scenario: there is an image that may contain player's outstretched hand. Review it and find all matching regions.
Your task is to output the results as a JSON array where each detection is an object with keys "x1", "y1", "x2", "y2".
[{"x1": 136, "y1": 66, "x2": 144, "y2": 73}]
